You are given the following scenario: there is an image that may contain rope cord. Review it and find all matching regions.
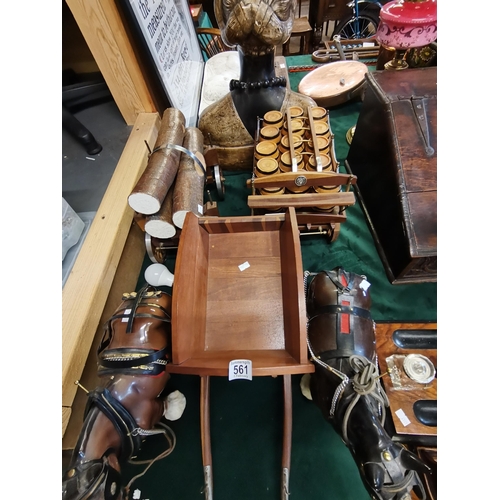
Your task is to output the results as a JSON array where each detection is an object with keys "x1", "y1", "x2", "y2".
[
  {"x1": 123, "y1": 421, "x2": 176, "y2": 499},
  {"x1": 340, "y1": 355, "x2": 390, "y2": 445}
]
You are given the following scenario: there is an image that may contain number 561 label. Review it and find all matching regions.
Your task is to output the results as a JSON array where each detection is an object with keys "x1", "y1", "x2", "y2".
[{"x1": 228, "y1": 359, "x2": 252, "y2": 381}]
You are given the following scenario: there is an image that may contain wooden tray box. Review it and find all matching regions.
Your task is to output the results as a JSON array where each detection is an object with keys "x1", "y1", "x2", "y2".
[
  {"x1": 345, "y1": 67, "x2": 437, "y2": 284},
  {"x1": 170, "y1": 207, "x2": 314, "y2": 376}
]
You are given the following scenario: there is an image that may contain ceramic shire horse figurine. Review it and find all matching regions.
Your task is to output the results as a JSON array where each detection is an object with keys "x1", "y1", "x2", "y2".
[
  {"x1": 62, "y1": 285, "x2": 178, "y2": 500},
  {"x1": 305, "y1": 268, "x2": 429, "y2": 500}
]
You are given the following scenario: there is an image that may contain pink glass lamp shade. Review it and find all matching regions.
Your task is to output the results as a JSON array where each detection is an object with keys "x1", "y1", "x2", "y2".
[{"x1": 376, "y1": 0, "x2": 437, "y2": 70}]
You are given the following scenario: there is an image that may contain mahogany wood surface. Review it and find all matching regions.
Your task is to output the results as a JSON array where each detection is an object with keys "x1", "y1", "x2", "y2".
[
  {"x1": 166, "y1": 350, "x2": 314, "y2": 376},
  {"x1": 200, "y1": 376, "x2": 212, "y2": 468},
  {"x1": 248, "y1": 191, "x2": 355, "y2": 209},
  {"x1": 375, "y1": 322, "x2": 437, "y2": 437},
  {"x1": 246, "y1": 171, "x2": 357, "y2": 190},
  {"x1": 295, "y1": 212, "x2": 346, "y2": 224},
  {"x1": 170, "y1": 207, "x2": 314, "y2": 377},
  {"x1": 171, "y1": 210, "x2": 209, "y2": 365},
  {"x1": 280, "y1": 208, "x2": 308, "y2": 365},
  {"x1": 282, "y1": 374, "x2": 293, "y2": 470}
]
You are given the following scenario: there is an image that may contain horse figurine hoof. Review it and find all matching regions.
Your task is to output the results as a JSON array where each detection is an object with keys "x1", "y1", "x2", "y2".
[
  {"x1": 164, "y1": 390, "x2": 187, "y2": 421},
  {"x1": 300, "y1": 373, "x2": 313, "y2": 401},
  {"x1": 305, "y1": 268, "x2": 430, "y2": 500}
]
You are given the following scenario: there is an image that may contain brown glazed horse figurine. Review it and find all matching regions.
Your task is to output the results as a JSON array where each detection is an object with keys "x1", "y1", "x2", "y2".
[
  {"x1": 304, "y1": 268, "x2": 430, "y2": 500},
  {"x1": 62, "y1": 285, "x2": 177, "y2": 500}
]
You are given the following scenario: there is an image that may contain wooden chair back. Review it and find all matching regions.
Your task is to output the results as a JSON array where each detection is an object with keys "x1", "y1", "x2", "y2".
[{"x1": 196, "y1": 28, "x2": 235, "y2": 60}]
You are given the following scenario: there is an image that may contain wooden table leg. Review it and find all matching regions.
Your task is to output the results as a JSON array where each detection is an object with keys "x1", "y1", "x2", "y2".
[
  {"x1": 200, "y1": 375, "x2": 213, "y2": 500},
  {"x1": 282, "y1": 374, "x2": 292, "y2": 500}
]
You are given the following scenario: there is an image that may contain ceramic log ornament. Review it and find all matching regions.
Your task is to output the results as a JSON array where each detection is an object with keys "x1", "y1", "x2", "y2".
[
  {"x1": 198, "y1": 0, "x2": 316, "y2": 171},
  {"x1": 304, "y1": 268, "x2": 430, "y2": 500}
]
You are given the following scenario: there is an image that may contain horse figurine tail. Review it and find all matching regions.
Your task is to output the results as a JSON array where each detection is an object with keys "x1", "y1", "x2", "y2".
[
  {"x1": 305, "y1": 268, "x2": 430, "y2": 500},
  {"x1": 62, "y1": 285, "x2": 181, "y2": 500}
]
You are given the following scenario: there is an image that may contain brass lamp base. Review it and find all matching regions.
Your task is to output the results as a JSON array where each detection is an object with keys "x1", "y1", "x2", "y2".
[
  {"x1": 384, "y1": 49, "x2": 409, "y2": 71},
  {"x1": 346, "y1": 125, "x2": 356, "y2": 145}
]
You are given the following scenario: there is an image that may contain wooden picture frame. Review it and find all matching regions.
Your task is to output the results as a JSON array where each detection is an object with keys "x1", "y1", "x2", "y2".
[{"x1": 119, "y1": 0, "x2": 204, "y2": 126}]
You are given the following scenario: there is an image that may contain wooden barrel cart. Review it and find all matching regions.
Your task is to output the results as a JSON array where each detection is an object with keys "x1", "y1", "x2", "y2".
[
  {"x1": 247, "y1": 106, "x2": 357, "y2": 242},
  {"x1": 168, "y1": 207, "x2": 314, "y2": 499}
]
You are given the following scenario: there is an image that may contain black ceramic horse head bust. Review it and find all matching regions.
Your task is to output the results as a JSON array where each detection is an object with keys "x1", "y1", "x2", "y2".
[
  {"x1": 304, "y1": 268, "x2": 430, "y2": 500},
  {"x1": 62, "y1": 285, "x2": 183, "y2": 500}
]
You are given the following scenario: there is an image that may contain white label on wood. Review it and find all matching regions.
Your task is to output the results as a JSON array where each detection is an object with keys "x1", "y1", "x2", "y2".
[
  {"x1": 198, "y1": 204, "x2": 203, "y2": 214},
  {"x1": 395, "y1": 408, "x2": 411, "y2": 427},
  {"x1": 228, "y1": 360, "x2": 252, "y2": 381},
  {"x1": 238, "y1": 261, "x2": 250, "y2": 271}
]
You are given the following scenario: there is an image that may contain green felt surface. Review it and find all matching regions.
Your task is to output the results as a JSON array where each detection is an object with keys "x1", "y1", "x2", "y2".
[{"x1": 121, "y1": 55, "x2": 436, "y2": 500}]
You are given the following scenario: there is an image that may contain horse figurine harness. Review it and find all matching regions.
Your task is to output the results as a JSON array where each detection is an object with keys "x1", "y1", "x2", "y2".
[{"x1": 305, "y1": 268, "x2": 429, "y2": 500}]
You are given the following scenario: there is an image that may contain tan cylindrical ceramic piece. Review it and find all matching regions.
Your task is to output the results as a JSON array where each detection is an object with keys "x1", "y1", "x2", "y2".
[
  {"x1": 128, "y1": 108, "x2": 186, "y2": 215},
  {"x1": 172, "y1": 127, "x2": 205, "y2": 229}
]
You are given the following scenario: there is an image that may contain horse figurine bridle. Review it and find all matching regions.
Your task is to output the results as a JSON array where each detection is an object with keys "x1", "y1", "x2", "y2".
[
  {"x1": 63, "y1": 285, "x2": 176, "y2": 500},
  {"x1": 304, "y1": 268, "x2": 429, "y2": 500}
]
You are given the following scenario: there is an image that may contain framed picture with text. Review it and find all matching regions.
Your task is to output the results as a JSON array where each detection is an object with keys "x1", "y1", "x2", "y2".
[{"x1": 119, "y1": 0, "x2": 204, "y2": 127}]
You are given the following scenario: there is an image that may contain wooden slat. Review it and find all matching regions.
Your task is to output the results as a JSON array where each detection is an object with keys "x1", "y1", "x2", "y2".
[
  {"x1": 166, "y1": 349, "x2": 315, "y2": 377},
  {"x1": 65, "y1": 0, "x2": 157, "y2": 124},
  {"x1": 62, "y1": 407, "x2": 72, "y2": 437},
  {"x1": 62, "y1": 113, "x2": 160, "y2": 411},
  {"x1": 247, "y1": 192, "x2": 356, "y2": 209},
  {"x1": 246, "y1": 171, "x2": 357, "y2": 190},
  {"x1": 171, "y1": 212, "x2": 210, "y2": 365},
  {"x1": 280, "y1": 207, "x2": 308, "y2": 364},
  {"x1": 62, "y1": 222, "x2": 146, "y2": 445}
]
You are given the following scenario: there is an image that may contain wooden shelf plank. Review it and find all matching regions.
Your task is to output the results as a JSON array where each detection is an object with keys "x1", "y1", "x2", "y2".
[
  {"x1": 166, "y1": 349, "x2": 315, "y2": 377},
  {"x1": 62, "y1": 113, "x2": 160, "y2": 413},
  {"x1": 65, "y1": 0, "x2": 157, "y2": 124}
]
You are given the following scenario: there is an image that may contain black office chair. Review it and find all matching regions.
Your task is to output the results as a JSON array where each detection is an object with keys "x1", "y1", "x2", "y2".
[{"x1": 62, "y1": 69, "x2": 112, "y2": 155}]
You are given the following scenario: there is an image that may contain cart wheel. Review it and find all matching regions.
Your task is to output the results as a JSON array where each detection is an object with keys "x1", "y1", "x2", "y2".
[
  {"x1": 145, "y1": 233, "x2": 168, "y2": 263},
  {"x1": 213, "y1": 164, "x2": 225, "y2": 200},
  {"x1": 328, "y1": 223, "x2": 340, "y2": 243}
]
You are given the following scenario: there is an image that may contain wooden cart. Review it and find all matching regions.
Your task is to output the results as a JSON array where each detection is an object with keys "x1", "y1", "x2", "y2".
[
  {"x1": 247, "y1": 106, "x2": 357, "y2": 242},
  {"x1": 168, "y1": 206, "x2": 314, "y2": 499}
]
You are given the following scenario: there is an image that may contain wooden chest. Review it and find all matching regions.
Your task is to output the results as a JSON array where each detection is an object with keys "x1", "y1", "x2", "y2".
[{"x1": 345, "y1": 67, "x2": 437, "y2": 284}]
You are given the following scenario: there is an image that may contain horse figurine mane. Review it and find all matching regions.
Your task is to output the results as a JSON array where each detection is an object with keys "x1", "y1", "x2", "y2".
[
  {"x1": 304, "y1": 268, "x2": 430, "y2": 500},
  {"x1": 62, "y1": 285, "x2": 182, "y2": 500}
]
